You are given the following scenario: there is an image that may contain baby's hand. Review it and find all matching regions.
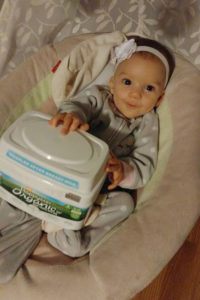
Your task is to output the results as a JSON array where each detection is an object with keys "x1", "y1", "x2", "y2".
[
  {"x1": 49, "y1": 112, "x2": 89, "y2": 135},
  {"x1": 106, "y1": 151, "x2": 124, "y2": 190}
]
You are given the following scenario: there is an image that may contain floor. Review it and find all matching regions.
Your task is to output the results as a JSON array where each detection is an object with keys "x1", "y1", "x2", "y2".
[{"x1": 131, "y1": 217, "x2": 200, "y2": 300}]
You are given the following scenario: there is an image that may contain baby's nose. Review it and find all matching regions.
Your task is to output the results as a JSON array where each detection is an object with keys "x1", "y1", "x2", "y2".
[{"x1": 129, "y1": 87, "x2": 142, "y2": 99}]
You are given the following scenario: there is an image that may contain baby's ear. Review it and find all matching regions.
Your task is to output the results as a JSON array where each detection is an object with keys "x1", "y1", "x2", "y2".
[
  {"x1": 109, "y1": 76, "x2": 114, "y2": 94},
  {"x1": 156, "y1": 91, "x2": 165, "y2": 107}
]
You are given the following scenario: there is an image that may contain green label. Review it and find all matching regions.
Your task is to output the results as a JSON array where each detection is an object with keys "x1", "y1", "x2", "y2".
[{"x1": 0, "y1": 172, "x2": 88, "y2": 221}]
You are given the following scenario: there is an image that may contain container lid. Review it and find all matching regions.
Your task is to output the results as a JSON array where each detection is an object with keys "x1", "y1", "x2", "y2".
[{"x1": 22, "y1": 119, "x2": 92, "y2": 165}]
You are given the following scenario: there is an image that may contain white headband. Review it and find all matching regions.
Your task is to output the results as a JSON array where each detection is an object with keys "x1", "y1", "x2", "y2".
[{"x1": 114, "y1": 39, "x2": 170, "y2": 87}]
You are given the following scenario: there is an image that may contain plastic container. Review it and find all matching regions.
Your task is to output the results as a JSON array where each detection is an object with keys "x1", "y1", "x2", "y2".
[{"x1": 0, "y1": 111, "x2": 109, "y2": 229}]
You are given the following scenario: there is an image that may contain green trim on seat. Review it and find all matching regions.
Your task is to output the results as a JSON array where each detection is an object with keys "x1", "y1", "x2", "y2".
[{"x1": 0, "y1": 73, "x2": 53, "y2": 137}]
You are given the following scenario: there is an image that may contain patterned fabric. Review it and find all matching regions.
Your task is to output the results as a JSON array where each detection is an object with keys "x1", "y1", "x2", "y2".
[
  {"x1": 0, "y1": 27, "x2": 200, "y2": 300},
  {"x1": 0, "y1": 0, "x2": 200, "y2": 78}
]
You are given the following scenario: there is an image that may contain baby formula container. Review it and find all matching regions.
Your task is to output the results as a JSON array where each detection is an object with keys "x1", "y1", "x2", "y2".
[{"x1": 0, "y1": 111, "x2": 109, "y2": 230}]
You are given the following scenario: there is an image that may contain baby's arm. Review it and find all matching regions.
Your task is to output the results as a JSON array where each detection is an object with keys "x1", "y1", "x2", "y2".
[
  {"x1": 49, "y1": 85, "x2": 105, "y2": 135},
  {"x1": 118, "y1": 111, "x2": 159, "y2": 189},
  {"x1": 49, "y1": 112, "x2": 89, "y2": 135}
]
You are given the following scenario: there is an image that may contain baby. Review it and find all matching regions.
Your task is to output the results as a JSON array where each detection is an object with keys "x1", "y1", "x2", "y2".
[
  {"x1": 46, "y1": 37, "x2": 175, "y2": 257},
  {"x1": 0, "y1": 37, "x2": 175, "y2": 283}
]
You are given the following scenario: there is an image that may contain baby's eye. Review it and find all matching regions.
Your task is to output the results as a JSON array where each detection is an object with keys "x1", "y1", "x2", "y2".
[
  {"x1": 122, "y1": 79, "x2": 132, "y2": 85},
  {"x1": 145, "y1": 85, "x2": 154, "y2": 91}
]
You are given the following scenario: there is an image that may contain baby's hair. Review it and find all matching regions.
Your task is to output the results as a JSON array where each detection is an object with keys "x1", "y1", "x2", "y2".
[{"x1": 128, "y1": 35, "x2": 175, "y2": 84}]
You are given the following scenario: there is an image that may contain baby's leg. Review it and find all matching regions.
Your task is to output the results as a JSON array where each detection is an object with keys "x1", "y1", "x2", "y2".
[
  {"x1": 47, "y1": 191, "x2": 134, "y2": 257},
  {"x1": 0, "y1": 198, "x2": 42, "y2": 283}
]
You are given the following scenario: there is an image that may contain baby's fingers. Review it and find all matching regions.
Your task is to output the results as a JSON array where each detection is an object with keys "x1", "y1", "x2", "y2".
[
  {"x1": 80, "y1": 123, "x2": 89, "y2": 132},
  {"x1": 48, "y1": 113, "x2": 65, "y2": 127},
  {"x1": 61, "y1": 114, "x2": 80, "y2": 135},
  {"x1": 107, "y1": 175, "x2": 122, "y2": 190},
  {"x1": 106, "y1": 164, "x2": 119, "y2": 173}
]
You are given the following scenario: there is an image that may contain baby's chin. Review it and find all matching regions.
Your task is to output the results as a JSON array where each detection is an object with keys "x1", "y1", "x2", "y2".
[
  {"x1": 123, "y1": 110, "x2": 143, "y2": 119},
  {"x1": 123, "y1": 106, "x2": 154, "y2": 119}
]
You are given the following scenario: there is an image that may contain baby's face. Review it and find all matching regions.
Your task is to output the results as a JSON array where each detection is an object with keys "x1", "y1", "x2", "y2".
[{"x1": 109, "y1": 53, "x2": 166, "y2": 119}]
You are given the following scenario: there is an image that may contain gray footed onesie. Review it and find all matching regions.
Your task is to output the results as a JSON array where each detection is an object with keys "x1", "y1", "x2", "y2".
[
  {"x1": 0, "y1": 84, "x2": 158, "y2": 282},
  {"x1": 47, "y1": 191, "x2": 134, "y2": 257},
  {"x1": 0, "y1": 199, "x2": 42, "y2": 283},
  {"x1": 47, "y1": 85, "x2": 159, "y2": 257}
]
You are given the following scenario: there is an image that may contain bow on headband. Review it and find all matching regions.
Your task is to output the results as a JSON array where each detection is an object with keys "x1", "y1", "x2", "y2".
[{"x1": 113, "y1": 39, "x2": 170, "y2": 87}]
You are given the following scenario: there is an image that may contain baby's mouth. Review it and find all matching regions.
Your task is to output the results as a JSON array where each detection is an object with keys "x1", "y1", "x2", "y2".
[{"x1": 126, "y1": 102, "x2": 138, "y2": 108}]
